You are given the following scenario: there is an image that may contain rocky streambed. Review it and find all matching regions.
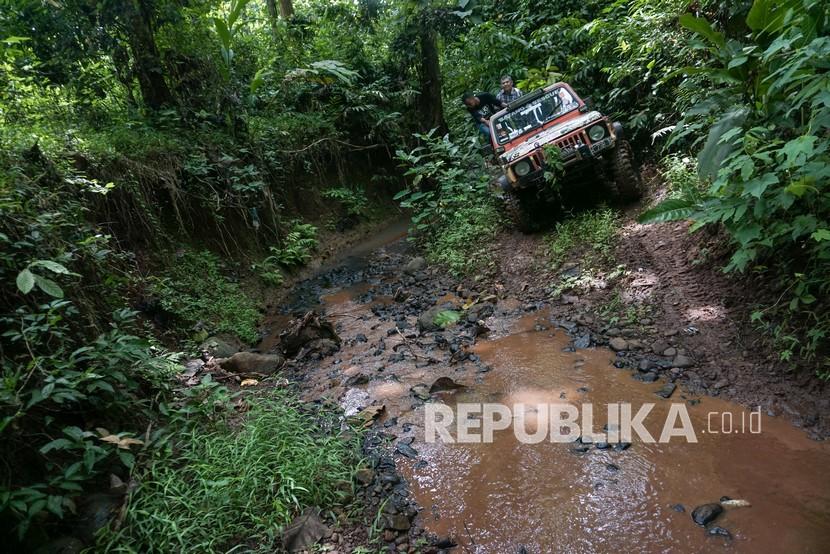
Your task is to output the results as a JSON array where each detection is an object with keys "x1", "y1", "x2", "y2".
[{"x1": 248, "y1": 230, "x2": 830, "y2": 553}]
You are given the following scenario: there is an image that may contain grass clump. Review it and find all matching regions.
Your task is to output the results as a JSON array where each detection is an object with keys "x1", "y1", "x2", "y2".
[
  {"x1": 100, "y1": 391, "x2": 359, "y2": 553},
  {"x1": 546, "y1": 208, "x2": 619, "y2": 269},
  {"x1": 151, "y1": 249, "x2": 260, "y2": 343}
]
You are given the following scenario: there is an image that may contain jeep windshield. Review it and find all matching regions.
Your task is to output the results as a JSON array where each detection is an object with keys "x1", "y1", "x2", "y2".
[{"x1": 492, "y1": 87, "x2": 579, "y2": 145}]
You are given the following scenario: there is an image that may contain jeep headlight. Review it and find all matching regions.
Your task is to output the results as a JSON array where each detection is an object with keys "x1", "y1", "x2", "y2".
[
  {"x1": 588, "y1": 124, "x2": 606, "y2": 142},
  {"x1": 514, "y1": 160, "x2": 531, "y2": 177}
]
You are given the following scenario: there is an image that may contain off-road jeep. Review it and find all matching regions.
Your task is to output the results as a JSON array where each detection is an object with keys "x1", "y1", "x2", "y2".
[{"x1": 486, "y1": 82, "x2": 641, "y2": 231}]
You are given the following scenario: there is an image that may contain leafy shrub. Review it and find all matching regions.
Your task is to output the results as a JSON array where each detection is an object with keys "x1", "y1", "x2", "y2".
[
  {"x1": 99, "y1": 392, "x2": 359, "y2": 553},
  {"x1": 547, "y1": 208, "x2": 619, "y2": 268},
  {"x1": 322, "y1": 186, "x2": 371, "y2": 218},
  {"x1": 639, "y1": 0, "x2": 830, "y2": 373},
  {"x1": 150, "y1": 250, "x2": 260, "y2": 343},
  {"x1": 395, "y1": 131, "x2": 502, "y2": 275},
  {"x1": 266, "y1": 221, "x2": 319, "y2": 269}
]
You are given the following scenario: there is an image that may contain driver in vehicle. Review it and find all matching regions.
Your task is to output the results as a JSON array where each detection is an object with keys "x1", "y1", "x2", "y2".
[{"x1": 462, "y1": 92, "x2": 503, "y2": 139}]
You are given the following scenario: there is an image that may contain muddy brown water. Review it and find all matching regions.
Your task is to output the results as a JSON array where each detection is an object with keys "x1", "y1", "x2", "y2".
[
  {"x1": 400, "y1": 315, "x2": 830, "y2": 553},
  {"x1": 273, "y1": 232, "x2": 830, "y2": 554}
]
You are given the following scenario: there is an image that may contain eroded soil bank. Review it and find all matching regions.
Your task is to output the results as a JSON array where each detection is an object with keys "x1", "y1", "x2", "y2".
[{"x1": 260, "y1": 218, "x2": 830, "y2": 553}]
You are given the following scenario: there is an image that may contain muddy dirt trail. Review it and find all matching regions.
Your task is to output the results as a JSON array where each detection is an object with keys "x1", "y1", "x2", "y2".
[{"x1": 262, "y1": 220, "x2": 830, "y2": 553}]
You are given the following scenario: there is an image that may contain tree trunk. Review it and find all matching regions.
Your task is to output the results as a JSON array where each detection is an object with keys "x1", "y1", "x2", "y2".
[
  {"x1": 418, "y1": 24, "x2": 448, "y2": 135},
  {"x1": 265, "y1": 0, "x2": 278, "y2": 32},
  {"x1": 123, "y1": 0, "x2": 173, "y2": 110},
  {"x1": 279, "y1": 0, "x2": 293, "y2": 19}
]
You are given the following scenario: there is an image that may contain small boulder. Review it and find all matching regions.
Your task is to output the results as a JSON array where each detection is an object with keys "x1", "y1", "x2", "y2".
[
  {"x1": 707, "y1": 526, "x2": 732, "y2": 539},
  {"x1": 218, "y1": 352, "x2": 284, "y2": 374},
  {"x1": 609, "y1": 338, "x2": 629, "y2": 351},
  {"x1": 656, "y1": 383, "x2": 677, "y2": 399},
  {"x1": 672, "y1": 354, "x2": 694, "y2": 368},
  {"x1": 199, "y1": 335, "x2": 243, "y2": 358},
  {"x1": 403, "y1": 257, "x2": 426, "y2": 275},
  {"x1": 429, "y1": 377, "x2": 466, "y2": 394},
  {"x1": 691, "y1": 503, "x2": 723, "y2": 526}
]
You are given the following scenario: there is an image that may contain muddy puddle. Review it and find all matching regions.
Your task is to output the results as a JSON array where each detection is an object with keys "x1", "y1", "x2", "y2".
[
  {"x1": 398, "y1": 314, "x2": 830, "y2": 553},
  {"x1": 270, "y1": 229, "x2": 830, "y2": 554}
]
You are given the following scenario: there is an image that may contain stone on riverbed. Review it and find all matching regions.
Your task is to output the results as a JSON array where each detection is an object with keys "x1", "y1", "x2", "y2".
[
  {"x1": 692, "y1": 503, "x2": 723, "y2": 526},
  {"x1": 218, "y1": 351, "x2": 285, "y2": 374},
  {"x1": 609, "y1": 337, "x2": 629, "y2": 351},
  {"x1": 656, "y1": 383, "x2": 677, "y2": 399}
]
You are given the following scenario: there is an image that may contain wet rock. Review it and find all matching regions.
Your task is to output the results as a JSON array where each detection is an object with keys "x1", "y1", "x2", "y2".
[
  {"x1": 403, "y1": 257, "x2": 426, "y2": 275},
  {"x1": 281, "y1": 311, "x2": 341, "y2": 356},
  {"x1": 672, "y1": 504, "x2": 686, "y2": 513},
  {"x1": 417, "y1": 306, "x2": 445, "y2": 332},
  {"x1": 573, "y1": 333, "x2": 591, "y2": 349},
  {"x1": 713, "y1": 379, "x2": 729, "y2": 389},
  {"x1": 200, "y1": 335, "x2": 243, "y2": 358},
  {"x1": 707, "y1": 526, "x2": 732, "y2": 539},
  {"x1": 282, "y1": 508, "x2": 330, "y2": 552},
  {"x1": 218, "y1": 351, "x2": 285, "y2": 374},
  {"x1": 651, "y1": 341, "x2": 670, "y2": 354},
  {"x1": 410, "y1": 384, "x2": 431, "y2": 401},
  {"x1": 635, "y1": 372, "x2": 659, "y2": 383},
  {"x1": 355, "y1": 468, "x2": 375, "y2": 486},
  {"x1": 355, "y1": 333, "x2": 368, "y2": 343},
  {"x1": 691, "y1": 503, "x2": 723, "y2": 526},
  {"x1": 396, "y1": 443, "x2": 418, "y2": 459},
  {"x1": 638, "y1": 359, "x2": 656, "y2": 372},
  {"x1": 340, "y1": 388, "x2": 371, "y2": 416},
  {"x1": 656, "y1": 383, "x2": 677, "y2": 399},
  {"x1": 393, "y1": 287, "x2": 409, "y2": 302},
  {"x1": 569, "y1": 445, "x2": 591, "y2": 454},
  {"x1": 561, "y1": 294, "x2": 579, "y2": 305},
  {"x1": 664, "y1": 347, "x2": 678, "y2": 357},
  {"x1": 429, "y1": 377, "x2": 466, "y2": 394},
  {"x1": 595, "y1": 441, "x2": 610, "y2": 449},
  {"x1": 466, "y1": 302, "x2": 495, "y2": 323},
  {"x1": 606, "y1": 327, "x2": 621, "y2": 337},
  {"x1": 609, "y1": 338, "x2": 629, "y2": 351},
  {"x1": 344, "y1": 373, "x2": 370, "y2": 387},
  {"x1": 606, "y1": 463, "x2": 620, "y2": 472},
  {"x1": 385, "y1": 513, "x2": 411, "y2": 531},
  {"x1": 613, "y1": 442, "x2": 631, "y2": 452},
  {"x1": 672, "y1": 354, "x2": 694, "y2": 368}
]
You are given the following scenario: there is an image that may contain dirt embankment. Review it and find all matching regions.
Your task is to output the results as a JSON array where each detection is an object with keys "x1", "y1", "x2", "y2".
[{"x1": 480, "y1": 170, "x2": 829, "y2": 439}]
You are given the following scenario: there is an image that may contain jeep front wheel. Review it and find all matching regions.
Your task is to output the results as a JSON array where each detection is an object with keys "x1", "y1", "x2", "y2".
[
  {"x1": 502, "y1": 191, "x2": 537, "y2": 233},
  {"x1": 611, "y1": 140, "x2": 642, "y2": 201}
]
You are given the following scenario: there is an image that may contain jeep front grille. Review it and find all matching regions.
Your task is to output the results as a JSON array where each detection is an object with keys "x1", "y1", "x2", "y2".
[{"x1": 555, "y1": 131, "x2": 589, "y2": 150}]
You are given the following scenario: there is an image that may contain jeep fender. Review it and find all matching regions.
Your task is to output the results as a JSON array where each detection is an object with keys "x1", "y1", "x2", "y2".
[{"x1": 612, "y1": 121, "x2": 625, "y2": 140}]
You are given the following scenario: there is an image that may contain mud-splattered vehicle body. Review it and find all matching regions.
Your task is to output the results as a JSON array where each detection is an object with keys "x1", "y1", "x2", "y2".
[{"x1": 486, "y1": 82, "x2": 641, "y2": 230}]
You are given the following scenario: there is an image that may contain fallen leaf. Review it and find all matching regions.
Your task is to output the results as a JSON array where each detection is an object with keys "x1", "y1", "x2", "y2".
[{"x1": 240, "y1": 378, "x2": 259, "y2": 387}]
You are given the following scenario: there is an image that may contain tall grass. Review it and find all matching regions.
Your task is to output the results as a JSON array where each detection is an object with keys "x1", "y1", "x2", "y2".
[{"x1": 100, "y1": 391, "x2": 359, "y2": 553}]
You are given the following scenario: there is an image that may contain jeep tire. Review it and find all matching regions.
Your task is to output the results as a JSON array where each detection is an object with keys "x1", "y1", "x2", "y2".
[
  {"x1": 611, "y1": 140, "x2": 641, "y2": 201},
  {"x1": 503, "y1": 190, "x2": 538, "y2": 233}
]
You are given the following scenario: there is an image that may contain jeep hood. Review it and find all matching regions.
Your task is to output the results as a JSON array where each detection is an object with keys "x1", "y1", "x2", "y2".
[{"x1": 500, "y1": 111, "x2": 604, "y2": 164}]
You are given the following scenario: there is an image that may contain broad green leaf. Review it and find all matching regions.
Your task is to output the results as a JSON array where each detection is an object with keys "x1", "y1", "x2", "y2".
[
  {"x1": 16, "y1": 269, "x2": 35, "y2": 294},
  {"x1": 746, "y1": 0, "x2": 796, "y2": 34},
  {"x1": 34, "y1": 275, "x2": 64, "y2": 298},
  {"x1": 698, "y1": 109, "x2": 749, "y2": 179},
  {"x1": 637, "y1": 198, "x2": 697, "y2": 224},
  {"x1": 213, "y1": 18, "x2": 231, "y2": 48},
  {"x1": 812, "y1": 229, "x2": 830, "y2": 242},
  {"x1": 678, "y1": 14, "x2": 725, "y2": 49},
  {"x1": 30, "y1": 260, "x2": 70, "y2": 274},
  {"x1": 433, "y1": 310, "x2": 461, "y2": 328}
]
